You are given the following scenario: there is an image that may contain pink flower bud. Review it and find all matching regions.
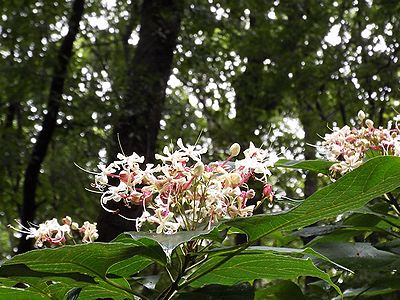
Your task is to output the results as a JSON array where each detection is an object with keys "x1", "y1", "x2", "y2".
[{"x1": 263, "y1": 183, "x2": 274, "y2": 201}]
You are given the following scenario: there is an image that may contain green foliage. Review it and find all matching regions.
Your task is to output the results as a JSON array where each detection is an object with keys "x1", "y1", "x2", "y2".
[
  {"x1": 226, "y1": 156, "x2": 400, "y2": 240},
  {"x1": 2, "y1": 156, "x2": 400, "y2": 299},
  {"x1": 188, "y1": 252, "x2": 340, "y2": 293},
  {"x1": 2, "y1": 0, "x2": 400, "y2": 298}
]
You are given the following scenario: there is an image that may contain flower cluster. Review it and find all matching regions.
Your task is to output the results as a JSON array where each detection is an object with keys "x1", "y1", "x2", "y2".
[
  {"x1": 9, "y1": 217, "x2": 98, "y2": 248},
  {"x1": 319, "y1": 111, "x2": 400, "y2": 177},
  {"x1": 94, "y1": 139, "x2": 277, "y2": 234}
]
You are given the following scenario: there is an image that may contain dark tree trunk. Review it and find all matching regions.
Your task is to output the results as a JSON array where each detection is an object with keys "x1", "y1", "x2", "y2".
[
  {"x1": 299, "y1": 105, "x2": 319, "y2": 198},
  {"x1": 17, "y1": 0, "x2": 85, "y2": 253},
  {"x1": 5, "y1": 102, "x2": 18, "y2": 128},
  {"x1": 232, "y1": 15, "x2": 273, "y2": 245},
  {"x1": 97, "y1": 0, "x2": 184, "y2": 242},
  {"x1": 233, "y1": 15, "x2": 275, "y2": 142},
  {"x1": 234, "y1": 55, "x2": 270, "y2": 139}
]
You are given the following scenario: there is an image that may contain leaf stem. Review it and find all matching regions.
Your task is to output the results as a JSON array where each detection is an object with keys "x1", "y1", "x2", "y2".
[{"x1": 157, "y1": 253, "x2": 192, "y2": 300}]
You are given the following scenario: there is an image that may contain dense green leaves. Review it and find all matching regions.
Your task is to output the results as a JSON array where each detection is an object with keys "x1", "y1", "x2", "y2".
[
  {"x1": 0, "y1": 242, "x2": 164, "y2": 299},
  {"x1": 2, "y1": 0, "x2": 400, "y2": 298},
  {"x1": 2, "y1": 156, "x2": 400, "y2": 299},
  {"x1": 0, "y1": 286, "x2": 49, "y2": 300},
  {"x1": 226, "y1": 156, "x2": 400, "y2": 241},
  {"x1": 2, "y1": 242, "x2": 155, "y2": 275}
]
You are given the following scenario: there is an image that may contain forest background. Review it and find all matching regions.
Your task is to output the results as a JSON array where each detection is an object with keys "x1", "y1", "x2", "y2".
[{"x1": 1, "y1": 0, "x2": 400, "y2": 298}]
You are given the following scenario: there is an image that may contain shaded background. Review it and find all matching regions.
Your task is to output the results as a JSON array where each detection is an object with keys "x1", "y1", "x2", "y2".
[{"x1": 1, "y1": 0, "x2": 400, "y2": 296}]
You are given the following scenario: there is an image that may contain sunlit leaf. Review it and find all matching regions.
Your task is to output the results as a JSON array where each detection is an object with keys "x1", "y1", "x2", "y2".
[
  {"x1": 188, "y1": 252, "x2": 341, "y2": 295},
  {"x1": 0, "y1": 242, "x2": 160, "y2": 299},
  {"x1": 122, "y1": 226, "x2": 223, "y2": 259},
  {"x1": 0, "y1": 286, "x2": 49, "y2": 300}
]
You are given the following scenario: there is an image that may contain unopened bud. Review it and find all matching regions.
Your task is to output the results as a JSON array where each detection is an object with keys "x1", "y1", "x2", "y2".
[
  {"x1": 230, "y1": 173, "x2": 241, "y2": 186},
  {"x1": 365, "y1": 119, "x2": 374, "y2": 129},
  {"x1": 193, "y1": 161, "x2": 204, "y2": 176},
  {"x1": 263, "y1": 183, "x2": 274, "y2": 201},
  {"x1": 71, "y1": 222, "x2": 79, "y2": 230},
  {"x1": 357, "y1": 110, "x2": 366, "y2": 121},
  {"x1": 229, "y1": 143, "x2": 241, "y2": 157},
  {"x1": 62, "y1": 216, "x2": 72, "y2": 225}
]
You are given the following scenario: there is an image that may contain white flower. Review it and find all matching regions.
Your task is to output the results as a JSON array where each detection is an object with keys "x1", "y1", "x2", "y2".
[
  {"x1": 10, "y1": 218, "x2": 70, "y2": 248},
  {"x1": 155, "y1": 145, "x2": 187, "y2": 164},
  {"x1": 101, "y1": 181, "x2": 128, "y2": 204},
  {"x1": 320, "y1": 113, "x2": 400, "y2": 177},
  {"x1": 235, "y1": 143, "x2": 274, "y2": 182},
  {"x1": 80, "y1": 221, "x2": 99, "y2": 243},
  {"x1": 136, "y1": 210, "x2": 151, "y2": 231},
  {"x1": 176, "y1": 138, "x2": 207, "y2": 161},
  {"x1": 91, "y1": 139, "x2": 278, "y2": 235},
  {"x1": 116, "y1": 152, "x2": 145, "y2": 168},
  {"x1": 147, "y1": 210, "x2": 180, "y2": 234},
  {"x1": 95, "y1": 163, "x2": 117, "y2": 186}
]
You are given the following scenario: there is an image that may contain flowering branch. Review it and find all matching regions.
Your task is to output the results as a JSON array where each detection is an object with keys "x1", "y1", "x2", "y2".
[
  {"x1": 9, "y1": 217, "x2": 98, "y2": 248},
  {"x1": 319, "y1": 110, "x2": 400, "y2": 178},
  {"x1": 92, "y1": 139, "x2": 277, "y2": 235}
]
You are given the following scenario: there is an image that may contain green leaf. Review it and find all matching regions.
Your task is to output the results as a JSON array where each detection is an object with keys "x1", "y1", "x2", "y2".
[
  {"x1": 176, "y1": 283, "x2": 254, "y2": 300},
  {"x1": 0, "y1": 264, "x2": 95, "y2": 300},
  {"x1": 73, "y1": 279, "x2": 133, "y2": 300},
  {"x1": 245, "y1": 246, "x2": 352, "y2": 272},
  {"x1": 227, "y1": 156, "x2": 400, "y2": 241},
  {"x1": 2, "y1": 242, "x2": 153, "y2": 276},
  {"x1": 107, "y1": 256, "x2": 153, "y2": 278},
  {"x1": 110, "y1": 236, "x2": 167, "y2": 266},
  {"x1": 0, "y1": 286, "x2": 49, "y2": 299},
  {"x1": 188, "y1": 252, "x2": 341, "y2": 295},
  {"x1": 275, "y1": 159, "x2": 334, "y2": 175},
  {"x1": 332, "y1": 286, "x2": 400, "y2": 299},
  {"x1": 254, "y1": 280, "x2": 305, "y2": 300},
  {"x1": 311, "y1": 242, "x2": 400, "y2": 271},
  {"x1": 379, "y1": 238, "x2": 400, "y2": 255},
  {"x1": 0, "y1": 263, "x2": 95, "y2": 283},
  {"x1": 122, "y1": 226, "x2": 222, "y2": 260},
  {"x1": 292, "y1": 225, "x2": 348, "y2": 238},
  {"x1": 0, "y1": 242, "x2": 162, "y2": 300}
]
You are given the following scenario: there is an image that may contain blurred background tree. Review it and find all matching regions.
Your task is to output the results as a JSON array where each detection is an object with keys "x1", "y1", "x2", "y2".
[{"x1": 1, "y1": 0, "x2": 400, "y2": 298}]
